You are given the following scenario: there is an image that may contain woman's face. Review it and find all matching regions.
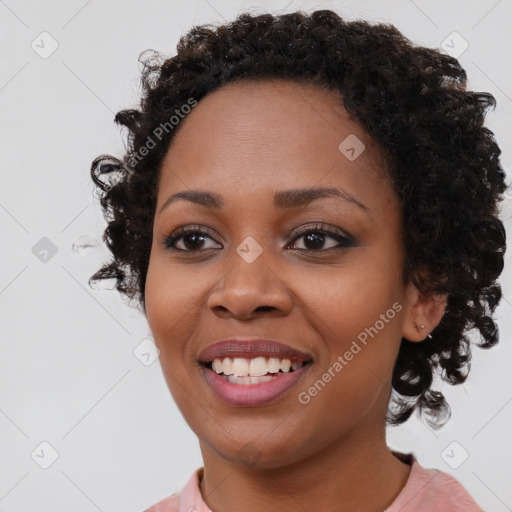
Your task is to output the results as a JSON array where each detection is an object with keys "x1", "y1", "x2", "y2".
[{"x1": 145, "y1": 79, "x2": 416, "y2": 468}]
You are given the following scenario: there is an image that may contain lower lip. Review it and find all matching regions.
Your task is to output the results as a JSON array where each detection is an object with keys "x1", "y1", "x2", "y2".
[{"x1": 200, "y1": 364, "x2": 312, "y2": 407}]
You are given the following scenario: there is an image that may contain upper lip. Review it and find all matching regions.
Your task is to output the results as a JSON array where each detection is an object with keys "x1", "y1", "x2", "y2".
[{"x1": 198, "y1": 337, "x2": 313, "y2": 364}]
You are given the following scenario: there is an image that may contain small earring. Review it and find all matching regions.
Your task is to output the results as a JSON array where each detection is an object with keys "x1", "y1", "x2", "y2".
[
  {"x1": 413, "y1": 322, "x2": 432, "y2": 339},
  {"x1": 419, "y1": 324, "x2": 433, "y2": 339}
]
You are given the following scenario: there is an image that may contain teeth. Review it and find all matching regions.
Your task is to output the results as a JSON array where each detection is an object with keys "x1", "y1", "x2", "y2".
[
  {"x1": 210, "y1": 356, "x2": 305, "y2": 377},
  {"x1": 226, "y1": 375, "x2": 275, "y2": 384},
  {"x1": 213, "y1": 359, "x2": 223, "y2": 373},
  {"x1": 280, "y1": 359, "x2": 291, "y2": 372},
  {"x1": 232, "y1": 358, "x2": 249, "y2": 377},
  {"x1": 249, "y1": 357, "x2": 268, "y2": 376},
  {"x1": 222, "y1": 357, "x2": 233, "y2": 375},
  {"x1": 268, "y1": 357, "x2": 281, "y2": 373}
]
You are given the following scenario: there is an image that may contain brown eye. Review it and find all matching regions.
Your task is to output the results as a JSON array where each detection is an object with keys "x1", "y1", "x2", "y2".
[
  {"x1": 287, "y1": 223, "x2": 354, "y2": 252},
  {"x1": 163, "y1": 225, "x2": 221, "y2": 252}
]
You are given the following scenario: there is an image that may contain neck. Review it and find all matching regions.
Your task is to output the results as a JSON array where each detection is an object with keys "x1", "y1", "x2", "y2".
[{"x1": 199, "y1": 423, "x2": 411, "y2": 512}]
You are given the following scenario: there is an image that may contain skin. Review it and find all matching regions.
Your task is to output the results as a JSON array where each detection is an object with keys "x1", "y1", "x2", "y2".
[{"x1": 144, "y1": 79, "x2": 447, "y2": 512}]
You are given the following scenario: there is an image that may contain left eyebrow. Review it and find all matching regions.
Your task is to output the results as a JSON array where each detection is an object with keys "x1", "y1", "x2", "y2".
[
  {"x1": 273, "y1": 186, "x2": 369, "y2": 213},
  {"x1": 158, "y1": 186, "x2": 369, "y2": 215}
]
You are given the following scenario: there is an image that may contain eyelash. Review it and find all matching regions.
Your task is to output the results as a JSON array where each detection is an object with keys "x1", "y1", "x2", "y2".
[{"x1": 162, "y1": 222, "x2": 354, "y2": 253}]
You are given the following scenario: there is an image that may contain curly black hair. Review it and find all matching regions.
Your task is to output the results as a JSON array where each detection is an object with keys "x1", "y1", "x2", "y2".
[{"x1": 89, "y1": 9, "x2": 508, "y2": 428}]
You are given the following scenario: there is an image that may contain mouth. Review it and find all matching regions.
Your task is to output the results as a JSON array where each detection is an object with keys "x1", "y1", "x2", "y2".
[
  {"x1": 201, "y1": 356, "x2": 311, "y2": 383},
  {"x1": 197, "y1": 338, "x2": 314, "y2": 406}
]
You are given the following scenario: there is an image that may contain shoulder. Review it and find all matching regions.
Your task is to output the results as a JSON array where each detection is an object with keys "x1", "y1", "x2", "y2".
[
  {"x1": 388, "y1": 453, "x2": 484, "y2": 512},
  {"x1": 417, "y1": 466, "x2": 483, "y2": 510},
  {"x1": 141, "y1": 467, "x2": 207, "y2": 512},
  {"x1": 143, "y1": 493, "x2": 180, "y2": 512}
]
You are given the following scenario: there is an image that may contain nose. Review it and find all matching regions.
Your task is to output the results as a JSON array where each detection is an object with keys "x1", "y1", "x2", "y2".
[{"x1": 206, "y1": 247, "x2": 293, "y2": 321}]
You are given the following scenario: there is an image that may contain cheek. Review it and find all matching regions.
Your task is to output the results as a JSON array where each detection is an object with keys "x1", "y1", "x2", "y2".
[
  {"x1": 291, "y1": 252, "x2": 404, "y2": 388},
  {"x1": 144, "y1": 254, "x2": 203, "y2": 375},
  {"x1": 145, "y1": 251, "x2": 204, "y2": 332},
  {"x1": 291, "y1": 283, "x2": 403, "y2": 450},
  {"x1": 294, "y1": 252, "x2": 403, "y2": 334},
  {"x1": 144, "y1": 258, "x2": 206, "y2": 423}
]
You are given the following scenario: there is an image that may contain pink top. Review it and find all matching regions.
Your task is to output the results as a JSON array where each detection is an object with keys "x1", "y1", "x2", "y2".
[{"x1": 143, "y1": 452, "x2": 483, "y2": 512}]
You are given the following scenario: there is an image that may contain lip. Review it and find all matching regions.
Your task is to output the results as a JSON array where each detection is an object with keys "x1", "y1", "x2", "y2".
[
  {"x1": 197, "y1": 337, "x2": 313, "y2": 363},
  {"x1": 200, "y1": 362, "x2": 313, "y2": 407},
  {"x1": 197, "y1": 337, "x2": 314, "y2": 407}
]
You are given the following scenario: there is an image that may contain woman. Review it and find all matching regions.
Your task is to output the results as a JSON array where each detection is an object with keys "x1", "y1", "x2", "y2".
[{"x1": 90, "y1": 9, "x2": 507, "y2": 511}]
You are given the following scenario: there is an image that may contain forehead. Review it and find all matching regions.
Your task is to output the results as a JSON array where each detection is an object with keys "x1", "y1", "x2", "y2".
[{"x1": 156, "y1": 79, "x2": 394, "y2": 210}]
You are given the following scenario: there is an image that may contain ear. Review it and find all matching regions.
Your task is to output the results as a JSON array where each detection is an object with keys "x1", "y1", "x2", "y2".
[{"x1": 401, "y1": 281, "x2": 447, "y2": 342}]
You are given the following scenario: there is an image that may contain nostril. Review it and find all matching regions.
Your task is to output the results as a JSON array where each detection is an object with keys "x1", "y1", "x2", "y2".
[{"x1": 256, "y1": 306, "x2": 274, "y2": 313}]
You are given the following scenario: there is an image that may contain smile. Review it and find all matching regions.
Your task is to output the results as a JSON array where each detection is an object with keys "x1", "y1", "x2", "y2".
[{"x1": 200, "y1": 356, "x2": 313, "y2": 406}]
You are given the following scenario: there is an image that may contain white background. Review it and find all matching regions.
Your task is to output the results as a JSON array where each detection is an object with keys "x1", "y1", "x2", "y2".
[{"x1": 1, "y1": 0, "x2": 511, "y2": 510}]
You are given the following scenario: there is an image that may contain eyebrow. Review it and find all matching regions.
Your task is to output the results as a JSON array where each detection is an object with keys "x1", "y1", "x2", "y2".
[{"x1": 158, "y1": 186, "x2": 369, "y2": 214}]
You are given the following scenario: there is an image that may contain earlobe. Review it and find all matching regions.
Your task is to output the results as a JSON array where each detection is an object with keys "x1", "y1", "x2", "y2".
[{"x1": 402, "y1": 283, "x2": 447, "y2": 342}]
